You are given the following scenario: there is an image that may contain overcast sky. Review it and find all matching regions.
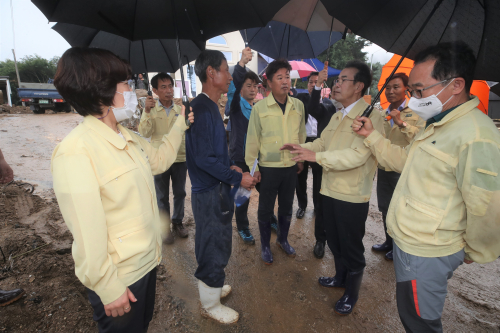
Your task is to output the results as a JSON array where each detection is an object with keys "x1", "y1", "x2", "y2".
[{"x1": 0, "y1": 0, "x2": 393, "y2": 65}]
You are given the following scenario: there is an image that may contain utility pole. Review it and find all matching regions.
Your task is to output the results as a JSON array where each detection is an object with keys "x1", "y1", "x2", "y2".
[
  {"x1": 10, "y1": 0, "x2": 24, "y2": 106},
  {"x1": 12, "y1": 49, "x2": 21, "y2": 87},
  {"x1": 12, "y1": 49, "x2": 23, "y2": 106}
]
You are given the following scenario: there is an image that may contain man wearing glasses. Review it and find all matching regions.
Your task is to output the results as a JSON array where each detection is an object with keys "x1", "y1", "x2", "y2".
[
  {"x1": 281, "y1": 60, "x2": 385, "y2": 316},
  {"x1": 353, "y1": 41, "x2": 500, "y2": 332},
  {"x1": 372, "y1": 73, "x2": 425, "y2": 261}
]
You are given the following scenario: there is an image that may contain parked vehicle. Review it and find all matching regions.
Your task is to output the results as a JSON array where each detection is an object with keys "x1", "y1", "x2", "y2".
[{"x1": 17, "y1": 82, "x2": 71, "y2": 114}]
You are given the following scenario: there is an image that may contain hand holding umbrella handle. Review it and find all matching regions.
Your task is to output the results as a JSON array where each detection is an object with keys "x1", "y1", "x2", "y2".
[{"x1": 183, "y1": 96, "x2": 191, "y2": 127}]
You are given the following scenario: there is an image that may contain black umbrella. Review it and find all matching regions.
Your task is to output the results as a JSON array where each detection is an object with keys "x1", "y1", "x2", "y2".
[
  {"x1": 32, "y1": 0, "x2": 290, "y2": 121},
  {"x1": 52, "y1": 23, "x2": 204, "y2": 76},
  {"x1": 241, "y1": 21, "x2": 342, "y2": 60},
  {"x1": 320, "y1": 0, "x2": 500, "y2": 117}
]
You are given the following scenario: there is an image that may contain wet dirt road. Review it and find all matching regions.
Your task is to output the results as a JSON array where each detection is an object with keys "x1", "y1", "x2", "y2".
[{"x1": 1, "y1": 113, "x2": 499, "y2": 332}]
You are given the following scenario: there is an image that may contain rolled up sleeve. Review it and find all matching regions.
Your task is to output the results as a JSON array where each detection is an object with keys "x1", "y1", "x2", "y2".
[{"x1": 52, "y1": 153, "x2": 126, "y2": 305}]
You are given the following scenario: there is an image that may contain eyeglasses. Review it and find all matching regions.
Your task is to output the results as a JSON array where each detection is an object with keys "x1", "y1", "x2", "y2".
[
  {"x1": 406, "y1": 78, "x2": 455, "y2": 99},
  {"x1": 334, "y1": 78, "x2": 356, "y2": 85}
]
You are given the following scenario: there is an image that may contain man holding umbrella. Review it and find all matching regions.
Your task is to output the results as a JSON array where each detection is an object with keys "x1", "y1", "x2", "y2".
[
  {"x1": 186, "y1": 50, "x2": 257, "y2": 324},
  {"x1": 353, "y1": 41, "x2": 500, "y2": 332},
  {"x1": 281, "y1": 60, "x2": 385, "y2": 316},
  {"x1": 294, "y1": 62, "x2": 336, "y2": 259},
  {"x1": 139, "y1": 73, "x2": 189, "y2": 244},
  {"x1": 372, "y1": 73, "x2": 424, "y2": 261}
]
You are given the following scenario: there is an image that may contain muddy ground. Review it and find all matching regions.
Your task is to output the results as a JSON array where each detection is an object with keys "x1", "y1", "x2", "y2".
[{"x1": 0, "y1": 112, "x2": 499, "y2": 332}]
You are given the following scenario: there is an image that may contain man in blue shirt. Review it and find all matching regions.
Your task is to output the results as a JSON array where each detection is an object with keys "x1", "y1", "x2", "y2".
[{"x1": 186, "y1": 50, "x2": 256, "y2": 324}]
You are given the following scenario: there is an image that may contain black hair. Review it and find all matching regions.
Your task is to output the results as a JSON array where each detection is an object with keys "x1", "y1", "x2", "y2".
[
  {"x1": 54, "y1": 47, "x2": 132, "y2": 117},
  {"x1": 243, "y1": 71, "x2": 261, "y2": 85},
  {"x1": 345, "y1": 60, "x2": 372, "y2": 96},
  {"x1": 266, "y1": 58, "x2": 292, "y2": 82},
  {"x1": 151, "y1": 72, "x2": 174, "y2": 89},
  {"x1": 414, "y1": 41, "x2": 475, "y2": 93},
  {"x1": 386, "y1": 72, "x2": 409, "y2": 87},
  {"x1": 307, "y1": 72, "x2": 319, "y2": 82},
  {"x1": 194, "y1": 50, "x2": 226, "y2": 83}
]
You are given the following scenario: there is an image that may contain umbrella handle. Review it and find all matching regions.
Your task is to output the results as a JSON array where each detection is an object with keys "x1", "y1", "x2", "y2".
[{"x1": 361, "y1": 0, "x2": 445, "y2": 119}]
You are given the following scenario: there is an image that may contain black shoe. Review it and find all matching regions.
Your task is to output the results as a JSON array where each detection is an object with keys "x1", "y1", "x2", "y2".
[
  {"x1": 334, "y1": 269, "x2": 364, "y2": 316},
  {"x1": 0, "y1": 288, "x2": 25, "y2": 307},
  {"x1": 296, "y1": 207, "x2": 305, "y2": 219},
  {"x1": 313, "y1": 241, "x2": 325, "y2": 259},
  {"x1": 318, "y1": 259, "x2": 347, "y2": 288},
  {"x1": 372, "y1": 240, "x2": 392, "y2": 252},
  {"x1": 385, "y1": 250, "x2": 393, "y2": 261}
]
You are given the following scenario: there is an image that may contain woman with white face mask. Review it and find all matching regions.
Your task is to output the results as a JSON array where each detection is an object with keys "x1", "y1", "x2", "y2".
[{"x1": 51, "y1": 47, "x2": 194, "y2": 333}]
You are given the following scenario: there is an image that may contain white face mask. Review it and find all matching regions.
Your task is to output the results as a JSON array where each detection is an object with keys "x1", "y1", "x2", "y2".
[
  {"x1": 113, "y1": 91, "x2": 138, "y2": 122},
  {"x1": 408, "y1": 79, "x2": 455, "y2": 121}
]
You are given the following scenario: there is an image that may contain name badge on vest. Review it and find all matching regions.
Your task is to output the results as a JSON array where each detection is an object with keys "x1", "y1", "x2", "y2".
[
  {"x1": 405, "y1": 114, "x2": 413, "y2": 117},
  {"x1": 175, "y1": 114, "x2": 179, "y2": 117}
]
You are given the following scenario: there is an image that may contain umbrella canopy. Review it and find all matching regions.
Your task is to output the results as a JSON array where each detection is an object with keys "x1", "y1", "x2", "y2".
[
  {"x1": 52, "y1": 23, "x2": 204, "y2": 75},
  {"x1": 378, "y1": 55, "x2": 490, "y2": 114},
  {"x1": 290, "y1": 61, "x2": 317, "y2": 79},
  {"x1": 262, "y1": 61, "x2": 316, "y2": 79},
  {"x1": 32, "y1": 0, "x2": 290, "y2": 41},
  {"x1": 272, "y1": 0, "x2": 346, "y2": 32},
  {"x1": 321, "y1": 0, "x2": 500, "y2": 81},
  {"x1": 297, "y1": 58, "x2": 341, "y2": 81},
  {"x1": 242, "y1": 21, "x2": 342, "y2": 60}
]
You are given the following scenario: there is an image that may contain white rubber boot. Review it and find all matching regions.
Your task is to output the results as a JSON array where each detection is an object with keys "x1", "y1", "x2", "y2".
[
  {"x1": 221, "y1": 285, "x2": 232, "y2": 298},
  {"x1": 198, "y1": 280, "x2": 239, "y2": 324}
]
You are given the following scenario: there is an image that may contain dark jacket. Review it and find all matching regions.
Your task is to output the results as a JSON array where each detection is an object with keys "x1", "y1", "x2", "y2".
[
  {"x1": 228, "y1": 64, "x2": 252, "y2": 163},
  {"x1": 296, "y1": 88, "x2": 336, "y2": 137},
  {"x1": 185, "y1": 94, "x2": 242, "y2": 193}
]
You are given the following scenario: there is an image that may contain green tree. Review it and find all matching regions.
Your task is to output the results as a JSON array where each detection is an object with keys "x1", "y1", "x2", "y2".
[
  {"x1": 0, "y1": 55, "x2": 60, "y2": 104},
  {"x1": 368, "y1": 62, "x2": 383, "y2": 101}
]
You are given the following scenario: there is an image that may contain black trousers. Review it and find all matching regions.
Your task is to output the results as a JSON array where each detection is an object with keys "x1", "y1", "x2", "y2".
[
  {"x1": 376, "y1": 169, "x2": 401, "y2": 241},
  {"x1": 87, "y1": 267, "x2": 157, "y2": 333},
  {"x1": 322, "y1": 195, "x2": 369, "y2": 272},
  {"x1": 233, "y1": 161, "x2": 251, "y2": 231},
  {"x1": 258, "y1": 165, "x2": 297, "y2": 222},
  {"x1": 154, "y1": 161, "x2": 187, "y2": 224},
  {"x1": 192, "y1": 183, "x2": 233, "y2": 287},
  {"x1": 296, "y1": 137, "x2": 322, "y2": 211}
]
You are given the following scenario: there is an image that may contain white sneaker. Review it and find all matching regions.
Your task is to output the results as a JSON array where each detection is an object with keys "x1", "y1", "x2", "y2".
[{"x1": 198, "y1": 280, "x2": 239, "y2": 324}]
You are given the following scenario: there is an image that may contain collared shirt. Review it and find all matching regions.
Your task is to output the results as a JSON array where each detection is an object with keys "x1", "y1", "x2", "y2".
[
  {"x1": 158, "y1": 100, "x2": 174, "y2": 117},
  {"x1": 245, "y1": 92, "x2": 307, "y2": 170},
  {"x1": 339, "y1": 98, "x2": 364, "y2": 119},
  {"x1": 386, "y1": 100, "x2": 406, "y2": 127},
  {"x1": 363, "y1": 96, "x2": 500, "y2": 263},
  {"x1": 138, "y1": 101, "x2": 186, "y2": 162},
  {"x1": 301, "y1": 98, "x2": 385, "y2": 203},
  {"x1": 51, "y1": 114, "x2": 187, "y2": 305},
  {"x1": 305, "y1": 86, "x2": 323, "y2": 137},
  {"x1": 425, "y1": 103, "x2": 462, "y2": 128}
]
